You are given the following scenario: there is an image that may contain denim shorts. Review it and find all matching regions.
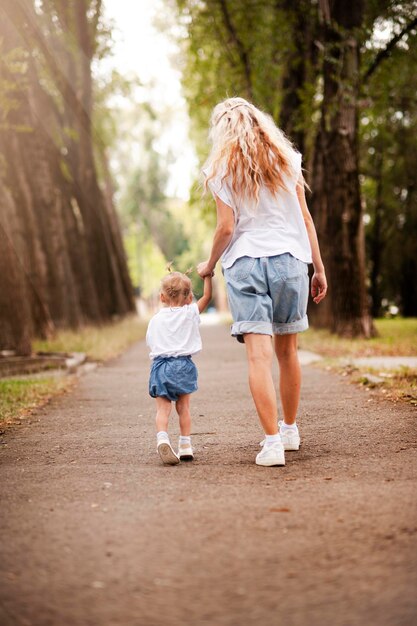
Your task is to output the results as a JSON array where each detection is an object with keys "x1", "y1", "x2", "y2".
[
  {"x1": 149, "y1": 355, "x2": 198, "y2": 401},
  {"x1": 223, "y1": 253, "x2": 309, "y2": 341}
]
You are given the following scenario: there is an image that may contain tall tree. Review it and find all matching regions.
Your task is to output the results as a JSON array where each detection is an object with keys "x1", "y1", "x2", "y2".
[
  {"x1": 0, "y1": 0, "x2": 135, "y2": 353},
  {"x1": 309, "y1": 0, "x2": 374, "y2": 336}
]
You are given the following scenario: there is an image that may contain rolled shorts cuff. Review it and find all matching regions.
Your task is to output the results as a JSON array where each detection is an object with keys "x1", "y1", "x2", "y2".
[
  {"x1": 273, "y1": 315, "x2": 309, "y2": 335},
  {"x1": 231, "y1": 321, "x2": 273, "y2": 338}
]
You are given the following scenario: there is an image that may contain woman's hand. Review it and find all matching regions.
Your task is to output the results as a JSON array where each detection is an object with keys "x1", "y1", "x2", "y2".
[
  {"x1": 197, "y1": 261, "x2": 215, "y2": 278},
  {"x1": 311, "y1": 271, "x2": 327, "y2": 304}
]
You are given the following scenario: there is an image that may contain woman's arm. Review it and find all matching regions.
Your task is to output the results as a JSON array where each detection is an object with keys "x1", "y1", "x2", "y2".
[
  {"x1": 197, "y1": 195, "x2": 235, "y2": 277},
  {"x1": 197, "y1": 275, "x2": 213, "y2": 313},
  {"x1": 296, "y1": 178, "x2": 328, "y2": 304}
]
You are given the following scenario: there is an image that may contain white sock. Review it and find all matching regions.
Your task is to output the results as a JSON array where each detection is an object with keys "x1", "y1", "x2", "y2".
[
  {"x1": 179, "y1": 436, "x2": 191, "y2": 445},
  {"x1": 280, "y1": 422, "x2": 298, "y2": 433},
  {"x1": 157, "y1": 431, "x2": 169, "y2": 443},
  {"x1": 264, "y1": 433, "x2": 281, "y2": 447}
]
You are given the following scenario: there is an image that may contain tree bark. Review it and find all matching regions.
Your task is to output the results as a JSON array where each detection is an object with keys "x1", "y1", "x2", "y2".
[
  {"x1": 369, "y1": 155, "x2": 383, "y2": 318},
  {"x1": 0, "y1": 225, "x2": 32, "y2": 356},
  {"x1": 310, "y1": 0, "x2": 374, "y2": 337},
  {"x1": 71, "y1": 0, "x2": 135, "y2": 318},
  {"x1": 278, "y1": 0, "x2": 318, "y2": 157},
  {"x1": 0, "y1": 0, "x2": 135, "y2": 353}
]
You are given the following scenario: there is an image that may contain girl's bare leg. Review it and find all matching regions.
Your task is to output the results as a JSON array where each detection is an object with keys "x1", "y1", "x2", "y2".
[
  {"x1": 176, "y1": 394, "x2": 191, "y2": 436},
  {"x1": 244, "y1": 334, "x2": 278, "y2": 435},
  {"x1": 274, "y1": 334, "x2": 301, "y2": 425},
  {"x1": 155, "y1": 396, "x2": 172, "y2": 433}
]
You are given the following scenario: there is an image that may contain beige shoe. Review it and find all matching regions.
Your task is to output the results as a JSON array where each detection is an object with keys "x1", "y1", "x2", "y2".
[
  {"x1": 157, "y1": 441, "x2": 180, "y2": 465},
  {"x1": 178, "y1": 439, "x2": 194, "y2": 461}
]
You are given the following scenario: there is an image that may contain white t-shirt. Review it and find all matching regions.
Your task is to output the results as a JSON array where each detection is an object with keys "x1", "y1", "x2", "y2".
[
  {"x1": 204, "y1": 152, "x2": 312, "y2": 269},
  {"x1": 146, "y1": 303, "x2": 202, "y2": 360}
]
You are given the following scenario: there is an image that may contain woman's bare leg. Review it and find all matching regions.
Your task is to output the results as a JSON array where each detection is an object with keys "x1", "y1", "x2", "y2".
[
  {"x1": 244, "y1": 334, "x2": 278, "y2": 435},
  {"x1": 274, "y1": 334, "x2": 301, "y2": 425}
]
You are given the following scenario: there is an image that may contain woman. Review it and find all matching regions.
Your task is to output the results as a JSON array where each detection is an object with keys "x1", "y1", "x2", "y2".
[{"x1": 197, "y1": 97, "x2": 327, "y2": 467}]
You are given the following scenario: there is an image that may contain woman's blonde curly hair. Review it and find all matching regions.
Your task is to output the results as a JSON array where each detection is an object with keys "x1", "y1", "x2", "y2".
[{"x1": 204, "y1": 97, "x2": 300, "y2": 205}]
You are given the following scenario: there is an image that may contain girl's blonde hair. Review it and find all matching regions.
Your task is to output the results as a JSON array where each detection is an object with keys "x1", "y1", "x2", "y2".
[
  {"x1": 204, "y1": 97, "x2": 300, "y2": 205},
  {"x1": 161, "y1": 272, "x2": 192, "y2": 305}
]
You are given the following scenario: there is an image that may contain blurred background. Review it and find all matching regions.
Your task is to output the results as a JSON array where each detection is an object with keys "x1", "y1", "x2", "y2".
[{"x1": 0, "y1": 0, "x2": 416, "y2": 357}]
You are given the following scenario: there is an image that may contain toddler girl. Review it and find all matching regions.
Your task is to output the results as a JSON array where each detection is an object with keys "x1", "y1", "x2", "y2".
[{"x1": 146, "y1": 271, "x2": 212, "y2": 465}]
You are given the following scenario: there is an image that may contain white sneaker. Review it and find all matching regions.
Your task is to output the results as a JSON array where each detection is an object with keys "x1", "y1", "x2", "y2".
[
  {"x1": 178, "y1": 439, "x2": 194, "y2": 461},
  {"x1": 157, "y1": 440, "x2": 180, "y2": 465},
  {"x1": 259, "y1": 422, "x2": 301, "y2": 451},
  {"x1": 279, "y1": 420, "x2": 301, "y2": 451},
  {"x1": 256, "y1": 441, "x2": 285, "y2": 466}
]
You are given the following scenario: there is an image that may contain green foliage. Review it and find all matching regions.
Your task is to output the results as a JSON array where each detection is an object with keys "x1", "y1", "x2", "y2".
[
  {"x1": 360, "y1": 10, "x2": 417, "y2": 315},
  {"x1": 119, "y1": 131, "x2": 190, "y2": 270},
  {"x1": 173, "y1": 0, "x2": 289, "y2": 158},
  {"x1": 166, "y1": 197, "x2": 214, "y2": 298},
  {"x1": 124, "y1": 225, "x2": 167, "y2": 297},
  {"x1": 95, "y1": 61, "x2": 205, "y2": 293},
  {"x1": 171, "y1": 0, "x2": 417, "y2": 317},
  {"x1": 0, "y1": 43, "x2": 29, "y2": 130}
]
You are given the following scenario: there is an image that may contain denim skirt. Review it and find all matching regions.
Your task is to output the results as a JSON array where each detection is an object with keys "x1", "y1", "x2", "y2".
[{"x1": 149, "y1": 355, "x2": 198, "y2": 401}]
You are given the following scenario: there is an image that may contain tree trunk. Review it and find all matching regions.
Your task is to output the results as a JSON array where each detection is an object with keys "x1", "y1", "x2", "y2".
[
  {"x1": 0, "y1": 225, "x2": 32, "y2": 355},
  {"x1": 0, "y1": 0, "x2": 135, "y2": 353},
  {"x1": 71, "y1": 0, "x2": 135, "y2": 318},
  {"x1": 369, "y1": 155, "x2": 383, "y2": 318},
  {"x1": 278, "y1": 0, "x2": 318, "y2": 157},
  {"x1": 100, "y1": 148, "x2": 137, "y2": 310},
  {"x1": 310, "y1": 0, "x2": 374, "y2": 337}
]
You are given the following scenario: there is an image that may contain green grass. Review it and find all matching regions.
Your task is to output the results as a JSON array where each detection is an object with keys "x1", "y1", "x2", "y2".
[
  {"x1": 1, "y1": 315, "x2": 147, "y2": 428},
  {"x1": 299, "y1": 318, "x2": 417, "y2": 358},
  {"x1": 33, "y1": 315, "x2": 147, "y2": 361},
  {"x1": 0, "y1": 376, "x2": 74, "y2": 426},
  {"x1": 299, "y1": 318, "x2": 417, "y2": 405},
  {"x1": 351, "y1": 367, "x2": 417, "y2": 405}
]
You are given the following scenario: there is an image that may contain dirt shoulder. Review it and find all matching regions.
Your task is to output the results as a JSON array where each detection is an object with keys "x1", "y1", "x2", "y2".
[{"x1": 0, "y1": 324, "x2": 416, "y2": 626}]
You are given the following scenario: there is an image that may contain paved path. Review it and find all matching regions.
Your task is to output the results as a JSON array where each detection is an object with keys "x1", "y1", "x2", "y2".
[{"x1": 1, "y1": 325, "x2": 416, "y2": 626}]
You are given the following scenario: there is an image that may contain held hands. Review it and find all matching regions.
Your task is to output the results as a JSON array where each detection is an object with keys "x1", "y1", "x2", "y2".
[
  {"x1": 197, "y1": 261, "x2": 215, "y2": 278},
  {"x1": 311, "y1": 271, "x2": 327, "y2": 304}
]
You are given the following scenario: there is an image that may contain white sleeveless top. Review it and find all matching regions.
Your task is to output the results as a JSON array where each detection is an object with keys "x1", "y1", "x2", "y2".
[{"x1": 204, "y1": 152, "x2": 312, "y2": 269}]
